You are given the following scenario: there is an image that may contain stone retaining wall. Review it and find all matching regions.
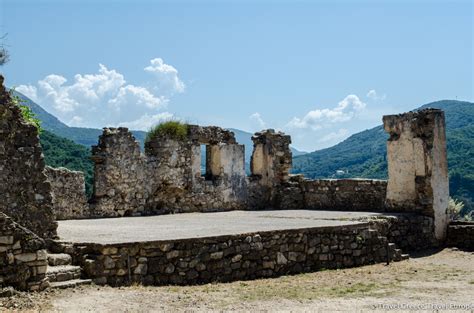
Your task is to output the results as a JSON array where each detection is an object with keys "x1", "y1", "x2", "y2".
[
  {"x1": 0, "y1": 213, "x2": 49, "y2": 291},
  {"x1": 45, "y1": 166, "x2": 89, "y2": 220},
  {"x1": 366, "y1": 214, "x2": 436, "y2": 251},
  {"x1": 71, "y1": 224, "x2": 398, "y2": 286},
  {"x1": 446, "y1": 222, "x2": 474, "y2": 251}
]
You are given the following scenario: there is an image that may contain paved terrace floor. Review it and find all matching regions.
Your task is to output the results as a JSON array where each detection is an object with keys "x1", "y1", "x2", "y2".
[{"x1": 57, "y1": 210, "x2": 394, "y2": 244}]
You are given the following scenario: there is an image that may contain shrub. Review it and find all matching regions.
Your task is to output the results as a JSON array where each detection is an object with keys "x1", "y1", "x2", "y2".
[
  {"x1": 9, "y1": 91, "x2": 42, "y2": 133},
  {"x1": 145, "y1": 120, "x2": 188, "y2": 143},
  {"x1": 447, "y1": 197, "x2": 472, "y2": 221}
]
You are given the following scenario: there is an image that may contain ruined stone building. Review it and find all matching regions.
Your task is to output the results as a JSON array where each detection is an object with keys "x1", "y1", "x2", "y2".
[{"x1": 1, "y1": 73, "x2": 471, "y2": 291}]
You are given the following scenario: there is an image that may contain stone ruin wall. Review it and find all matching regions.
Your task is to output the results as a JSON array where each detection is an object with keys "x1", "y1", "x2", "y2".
[
  {"x1": 89, "y1": 128, "x2": 148, "y2": 217},
  {"x1": 383, "y1": 109, "x2": 449, "y2": 240},
  {"x1": 0, "y1": 212, "x2": 49, "y2": 291},
  {"x1": 446, "y1": 222, "x2": 474, "y2": 251},
  {"x1": 84, "y1": 126, "x2": 389, "y2": 218},
  {"x1": 72, "y1": 223, "x2": 400, "y2": 287},
  {"x1": 0, "y1": 75, "x2": 57, "y2": 239},
  {"x1": 45, "y1": 166, "x2": 89, "y2": 220},
  {"x1": 145, "y1": 125, "x2": 248, "y2": 214}
]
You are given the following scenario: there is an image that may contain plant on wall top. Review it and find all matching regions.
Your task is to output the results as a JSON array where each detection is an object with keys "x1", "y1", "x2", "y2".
[
  {"x1": 145, "y1": 120, "x2": 188, "y2": 143},
  {"x1": 9, "y1": 90, "x2": 43, "y2": 133}
]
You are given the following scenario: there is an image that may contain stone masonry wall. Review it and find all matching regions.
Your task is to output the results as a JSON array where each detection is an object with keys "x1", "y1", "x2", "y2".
[
  {"x1": 89, "y1": 128, "x2": 147, "y2": 217},
  {"x1": 0, "y1": 75, "x2": 57, "y2": 238},
  {"x1": 249, "y1": 130, "x2": 293, "y2": 209},
  {"x1": 276, "y1": 176, "x2": 387, "y2": 211},
  {"x1": 72, "y1": 223, "x2": 400, "y2": 286},
  {"x1": 45, "y1": 166, "x2": 89, "y2": 220},
  {"x1": 383, "y1": 109, "x2": 449, "y2": 240},
  {"x1": 0, "y1": 213, "x2": 49, "y2": 291},
  {"x1": 146, "y1": 126, "x2": 248, "y2": 213},
  {"x1": 446, "y1": 222, "x2": 474, "y2": 251},
  {"x1": 89, "y1": 126, "x2": 248, "y2": 217},
  {"x1": 366, "y1": 214, "x2": 436, "y2": 251}
]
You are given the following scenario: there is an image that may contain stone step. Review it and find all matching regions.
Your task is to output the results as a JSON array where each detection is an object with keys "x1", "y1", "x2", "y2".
[
  {"x1": 46, "y1": 265, "x2": 81, "y2": 282},
  {"x1": 50, "y1": 279, "x2": 92, "y2": 289},
  {"x1": 47, "y1": 253, "x2": 72, "y2": 266}
]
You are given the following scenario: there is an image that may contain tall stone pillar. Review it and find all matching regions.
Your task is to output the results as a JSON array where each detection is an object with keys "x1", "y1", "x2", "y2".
[
  {"x1": 250, "y1": 129, "x2": 292, "y2": 209},
  {"x1": 250, "y1": 129, "x2": 292, "y2": 186},
  {"x1": 383, "y1": 109, "x2": 449, "y2": 240}
]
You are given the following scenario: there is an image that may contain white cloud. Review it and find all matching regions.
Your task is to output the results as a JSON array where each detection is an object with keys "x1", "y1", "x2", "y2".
[
  {"x1": 287, "y1": 95, "x2": 366, "y2": 130},
  {"x1": 249, "y1": 112, "x2": 266, "y2": 131},
  {"x1": 16, "y1": 58, "x2": 184, "y2": 129},
  {"x1": 366, "y1": 89, "x2": 386, "y2": 101},
  {"x1": 118, "y1": 112, "x2": 175, "y2": 131},
  {"x1": 318, "y1": 128, "x2": 349, "y2": 143},
  {"x1": 145, "y1": 58, "x2": 185, "y2": 94},
  {"x1": 16, "y1": 85, "x2": 38, "y2": 102}
]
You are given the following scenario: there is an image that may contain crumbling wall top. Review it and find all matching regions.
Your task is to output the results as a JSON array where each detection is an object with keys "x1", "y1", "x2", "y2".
[
  {"x1": 91, "y1": 127, "x2": 141, "y2": 163},
  {"x1": 383, "y1": 108, "x2": 444, "y2": 141},
  {"x1": 187, "y1": 125, "x2": 236, "y2": 144}
]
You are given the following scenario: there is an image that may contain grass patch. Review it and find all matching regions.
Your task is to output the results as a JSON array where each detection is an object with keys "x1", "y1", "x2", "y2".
[
  {"x1": 469, "y1": 280, "x2": 474, "y2": 285},
  {"x1": 145, "y1": 120, "x2": 188, "y2": 143},
  {"x1": 231, "y1": 277, "x2": 391, "y2": 302}
]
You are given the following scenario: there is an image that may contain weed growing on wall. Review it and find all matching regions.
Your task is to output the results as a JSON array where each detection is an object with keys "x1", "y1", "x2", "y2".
[
  {"x1": 146, "y1": 120, "x2": 188, "y2": 143},
  {"x1": 9, "y1": 90, "x2": 42, "y2": 133}
]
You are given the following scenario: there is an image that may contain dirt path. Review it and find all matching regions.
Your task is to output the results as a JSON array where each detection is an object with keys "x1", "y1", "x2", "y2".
[{"x1": 1, "y1": 248, "x2": 473, "y2": 312}]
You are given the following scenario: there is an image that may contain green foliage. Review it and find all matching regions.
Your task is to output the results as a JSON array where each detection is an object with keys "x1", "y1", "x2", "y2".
[
  {"x1": 39, "y1": 130, "x2": 94, "y2": 197},
  {"x1": 292, "y1": 100, "x2": 474, "y2": 215},
  {"x1": 448, "y1": 197, "x2": 466, "y2": 221},
  {"x1": 10, "y1": 91, "x2": 42, "y2": 133},
  {"x1": 145, "y1": 120, "x2": 188, "y2": 143}
]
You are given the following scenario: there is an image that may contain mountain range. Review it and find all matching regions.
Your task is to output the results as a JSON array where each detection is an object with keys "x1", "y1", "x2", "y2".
[
  {"x1": 292, "y1": 100, "x2": 474, "y2": 215},
  {"x1": 15, "y1": 91, "x2": 306, "y2": 166},
  {"x1": 14, "y1": 91, "x2": 473, "y2": 214}
]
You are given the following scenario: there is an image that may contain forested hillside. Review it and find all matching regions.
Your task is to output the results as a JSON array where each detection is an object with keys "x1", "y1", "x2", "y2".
[
  {"x1": 293, "y1": 100, "x2": 474, "y2": 215},
  {"x1": 39, "y1": 130, "x2": 94, "y2": 196},
  {"x1": 14, "y1": 90, "x2": 147, "y2": 147}
]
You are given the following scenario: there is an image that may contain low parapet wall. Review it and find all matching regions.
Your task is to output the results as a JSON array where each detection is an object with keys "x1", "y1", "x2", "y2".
[
  {"x1": 0, "y1": 213, "x2": 49, "y2": 291},
  {"x1": 277, "y1": 176, "x2": 387, "y2": 211},
  {"x1": 446, "y1": 222, "x2": 474, "y2": 251},
  {"x1": 71, "y1": 223, "x2": 398, "y2": 286}
]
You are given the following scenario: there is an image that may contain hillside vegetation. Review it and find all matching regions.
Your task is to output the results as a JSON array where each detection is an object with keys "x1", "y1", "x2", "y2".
[
  {"x1": 292, "y1": 100, "x2": 474, "y2": 215},
  {"x1": 39, "y1": 130, "x2": 94, "y2": 197}
]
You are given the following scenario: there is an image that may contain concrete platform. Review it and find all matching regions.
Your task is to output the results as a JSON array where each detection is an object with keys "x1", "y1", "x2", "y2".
[{"x1": 57, "y1": 210, "x2": 392, "y2": 244}]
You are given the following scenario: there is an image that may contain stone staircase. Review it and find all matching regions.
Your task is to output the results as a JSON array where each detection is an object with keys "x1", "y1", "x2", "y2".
[
  {"x1": 388, "y1": 242, "x2": 410, "y2": 262},
  {"x1": 46, "y1": 252, "x2": 91, "y2": 289},
  {"x1": 365, "y1": 228, "x2": 409, "y2": 263}
]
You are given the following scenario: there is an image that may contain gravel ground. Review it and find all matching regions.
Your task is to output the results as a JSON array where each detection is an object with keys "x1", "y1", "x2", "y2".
[{"x1": 1, "y1": 248, "x2": 473, "y2": 312}]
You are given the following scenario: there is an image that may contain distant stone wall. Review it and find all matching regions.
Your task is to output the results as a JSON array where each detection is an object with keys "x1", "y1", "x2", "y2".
[
  {"x1": 446, "y1": 222, "x2": 474, "y2": 251},
  {"x1": 72, "y1": 223, "x2": 401, "y2": 286},
  {"x1": 45, "y1": 166, "x2": 89, "y2": 220},
  {"x1": 274, "y1": 176, "x2": 387, "y2": 211},
  {"x1": 0, "y1": 213, "x2": 49, "y2": 291},
  {"x1": 0, "y1": 75, "x2": 57, "y2": 238}
]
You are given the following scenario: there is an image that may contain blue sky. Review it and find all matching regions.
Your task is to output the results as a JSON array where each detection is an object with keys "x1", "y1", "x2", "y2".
[{"x1": 0, "y1": 0, "x2": 472, "y2": 151}]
